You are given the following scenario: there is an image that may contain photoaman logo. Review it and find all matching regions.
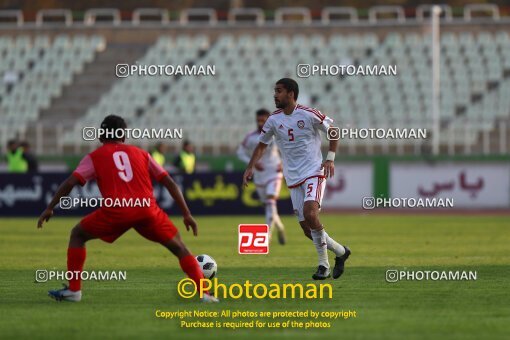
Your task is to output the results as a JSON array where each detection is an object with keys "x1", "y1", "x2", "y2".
[
  {"x1": 238, "y1": 224, "x2": 269, "y2": 254},
  {"x1": 177, "y1": 278, "x2": 333, "y2": 299}
]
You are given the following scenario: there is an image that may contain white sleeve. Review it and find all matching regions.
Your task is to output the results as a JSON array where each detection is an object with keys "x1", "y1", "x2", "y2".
[
  {"x1": 236, "y1": 143, "x2": 251, "y2": 164},
  {"x1": 310, "y1": 108, "x2": 333, "y2": 133},
  {"x1": 258, "y1": 118, "x2": 275, "y2": 145},
  {"x1": 317, "y1": 115, "x2": 334, "y2": 133}
]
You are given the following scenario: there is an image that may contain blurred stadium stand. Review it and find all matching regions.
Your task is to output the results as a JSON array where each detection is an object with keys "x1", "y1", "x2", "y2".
[{"x1": 1, "y1": 4, "x2": 510, "y2": 156}]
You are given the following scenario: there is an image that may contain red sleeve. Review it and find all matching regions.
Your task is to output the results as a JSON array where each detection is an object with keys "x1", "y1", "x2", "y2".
[
  {"x1": 148, "y1": 153, "x2": 168, "y2": 182},
  {"x1": 72, "y1": 155, "x2": 96, "y2": 186}
]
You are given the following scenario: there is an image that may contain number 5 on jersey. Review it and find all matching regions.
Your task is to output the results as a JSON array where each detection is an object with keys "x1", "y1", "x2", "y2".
[{"x1": 288, "y1": 128, "x2": 294, "y2": 141}]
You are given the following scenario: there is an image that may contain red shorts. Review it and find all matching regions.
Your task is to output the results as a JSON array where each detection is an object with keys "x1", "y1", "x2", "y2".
[{"x1": 80, "y1": 206, "x2": 178, "y2": 244}]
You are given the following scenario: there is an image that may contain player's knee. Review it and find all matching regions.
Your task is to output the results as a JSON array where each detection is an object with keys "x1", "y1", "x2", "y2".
[
  {"x1": 70, "y1": 225, "x2": 85, "y2": 241},
  {"x1": 164, "y1": 239, "x2": 190, "y2": 258},
  {"x1": 303, "y1": 207, "x2": 318, "y2": 223}
]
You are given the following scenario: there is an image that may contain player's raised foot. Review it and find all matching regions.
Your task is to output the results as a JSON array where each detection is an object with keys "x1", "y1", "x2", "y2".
[
  {"x1": 332, "y1": 246, "x2": 351, "y2": 279},
  {"x1": 201, "y1": 294, "x2": 219, "y2": 303},
  {"x1": 277, "y1": 228, "x2": 286, "y2": 245},
  {"x1": 48, "y1": 284, "x2": 81, "y2": 302},
  {"x1": 312, "y1": 265, "x2": 330, "y2": 280}
]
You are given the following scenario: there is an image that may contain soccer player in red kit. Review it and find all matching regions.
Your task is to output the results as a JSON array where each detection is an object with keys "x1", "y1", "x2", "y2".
[{"x1": 37, "y1": 115, "x2": 218, "y2": 303}]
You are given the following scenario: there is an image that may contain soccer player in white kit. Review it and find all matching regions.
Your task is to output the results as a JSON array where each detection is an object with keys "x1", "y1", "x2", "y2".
[
  {"x1": 237, "y1": 109, "x2": 286, "y2": 245},
  {"x1": 243, "y1": 78, "x2": 350, "y2": 280}
]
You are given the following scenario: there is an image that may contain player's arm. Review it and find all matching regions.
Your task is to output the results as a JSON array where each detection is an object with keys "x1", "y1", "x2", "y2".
[
  {"x1": 148, "y1": 153, "x2": 198, "y2": 236},
  {"x1": 312, "y1": 110, "x2": 336, "y2": 178},
  {"x1": 37, "y1": 154, "x2": 94, "y2": 229},
  {"x1": 159, "y1": 175, "x2": 198, "y2": 236},
  {"x1": 243, "y1": 142, "x2": 268, "y2": 187},
  {"x1": 322, "y1": 125, "x2": 338, "y2": 178},
  {"x1": 37, "y1": 175, "x2": 80, "y2": 229}
]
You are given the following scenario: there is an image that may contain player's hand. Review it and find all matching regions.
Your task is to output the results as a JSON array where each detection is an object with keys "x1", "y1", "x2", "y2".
[
  {"x1": 276, "y1": 163, "x2": 283, "y2": 172},
  {"x1": 321, "y1": 160, "x2": 335, "y2": 178},
  {"x1": 183, "y1": 214, "x2": 198, "y2": 236},
  {"x1": 37, "y1": 208, "x2": 53, "y2": 229},
  {"x1": 254, "y1": 162, "x2": 264, "y2": 171},
  {"x1": 243, "y1": 167, "x2": 253, "y2": 187}
]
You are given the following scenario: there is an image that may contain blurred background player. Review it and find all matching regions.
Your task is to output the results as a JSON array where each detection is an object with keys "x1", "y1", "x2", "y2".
[
  {"x1": 150, "y1": 142, "x2": 166, "y2": 167},
  {"x1": 243, "y1": 78, "x2": 350, "y2": 280},
  {"x1": 5, "y1": 139, "x2": 27, "y2": 173},
  {"x1": 237, "y1": 108, "x2": 286, "y2": 245},
  {"x1": 20, "y1": 141, "x2": 38, "y2": 173},
  {"x1": 173, "y1": 140, "x2": 195, "y2": 174},
  {"x1": 37, "y1": 115, "x2": 218, "y2": 303}
]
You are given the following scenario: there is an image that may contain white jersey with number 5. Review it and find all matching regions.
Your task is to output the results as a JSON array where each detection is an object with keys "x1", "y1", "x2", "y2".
[{"x1": 258, "y1": 104, "x2": 333, "y2": 188}]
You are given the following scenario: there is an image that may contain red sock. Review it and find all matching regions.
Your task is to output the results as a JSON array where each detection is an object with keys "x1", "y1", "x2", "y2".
[
  {"x1": 179, "y1": 255, "x2": 207, "y2": 294},
  {"x1": 67, "y1": 247, "x2": 86, "y2": 292}
]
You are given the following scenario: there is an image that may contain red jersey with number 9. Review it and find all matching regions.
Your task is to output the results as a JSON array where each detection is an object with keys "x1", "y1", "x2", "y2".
[{"x1": 72, "y1": 142, "x2": 168, "y2": 210}]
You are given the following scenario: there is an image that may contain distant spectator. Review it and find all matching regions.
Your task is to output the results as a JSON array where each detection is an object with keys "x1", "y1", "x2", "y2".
[
  {"x1": 20, "y1": 141, "x2": 38, "y2": 173},
  {"x1": 173, "y1": 140, "x2": 195, "y2": 174},
  {"x1": 151, "y1": 143, "x2": 166, "y2": 167},
  {"x1": 6, "y1": 139, "x2": 27, "y2": 173},
  {"x1": 3, "y1": 70, "x2": 19, "y2": 93}
]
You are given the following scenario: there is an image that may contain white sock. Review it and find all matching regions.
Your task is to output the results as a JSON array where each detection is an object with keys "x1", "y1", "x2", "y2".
[
  {"x1": 310, "y1": 229, "x2": 329, "y2": 268},
  {"x1": 324, "y1": 230, "x2": 345, "y2": 257},
  {"x1": 270, "y1": 200, "x2": 284, "y2": 231},
  {"x1": 265, "y1": 199, "x2": 275, "y2": 227},
  {"x1": 265, "y1": 200, "x2": 275, "y2": 240}
]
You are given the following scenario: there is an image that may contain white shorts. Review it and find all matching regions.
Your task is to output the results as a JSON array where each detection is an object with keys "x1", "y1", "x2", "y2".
[
  {"x1": 289, "y1": 176, "x2": 326, "y2": 221},
  {"x1": 256, "y1": 177, "x2": 283, "y2": 202}
]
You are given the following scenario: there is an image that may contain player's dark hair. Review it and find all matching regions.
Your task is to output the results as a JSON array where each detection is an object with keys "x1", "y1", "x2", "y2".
[
  {"x1": 276, "y1": 78, "x2": 299, "y2": 100},
  {"x1": 99, "y1": 115, "x2": 127, "y2": 142},
  {"x1": 256, "y1": 108, "x2": 270, "y2": 117}
]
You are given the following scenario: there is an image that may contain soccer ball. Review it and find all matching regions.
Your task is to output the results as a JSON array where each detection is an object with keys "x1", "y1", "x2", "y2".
[{"x1": 196, "y1": 254, "x2": 217, "y2": 279}]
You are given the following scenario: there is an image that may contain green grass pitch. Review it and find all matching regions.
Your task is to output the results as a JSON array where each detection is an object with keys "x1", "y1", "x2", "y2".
[{"x1": 0, "y1": 214, "x2": 509, "y2": 339}]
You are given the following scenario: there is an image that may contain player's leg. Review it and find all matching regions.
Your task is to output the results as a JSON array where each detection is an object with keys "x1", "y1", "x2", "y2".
[
  {"x1": 48, "y1": 222, "x2": 98, "y2": 302},
  {"x1": 298, "y1": 221, "x2": 312, "y2": 240},
  {"x1": 266, "y1": 178, "x2": 286, "y2": 244},
  {"x1": 300, "y1": 218, "x2": 347, "y2": 262},
  {"x1": 67, "y1": 223, "x2": 96, "y2": 287},
  {"x1": 161, "y1": 233, "x2": 205, "y2": 288},
  {"x1": 266, "y1": 193, "x2": 286, "y2": 245},
  {"x1": 290, "y1": 187, "x2": 312, "y2": 239},
  {"x1": 256, "y1": 185, "x2": 273, "y2": 239},
  {"x1": 135, "y1": 208, "x2": 217, "y2": 302},
  {"x1": 290, "y1": 183, "x2": 328, "y2": 279},
  {"x1": 263, "y1": 178, "x2": 285, "y2": 245},
  {"x1": 161, "y1": 234, "x2": 218, "y2": 303},
  {"x1": 303, "y1": 200, "x2": 331, "y2": 279},
  {"x1": 303, "y1": 177, "x2": 350, "y2": 280}
]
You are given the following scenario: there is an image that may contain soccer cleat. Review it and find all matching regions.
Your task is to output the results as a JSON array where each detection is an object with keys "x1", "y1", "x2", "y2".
[
  {"x1": 277, "y1": 228, "x2": 286, "y2": 245},
  {"x1": 48, "y1": 284, "x2": 82, "y2": 302},
  {"x1": 312, "y1": 265, "x2": 330, "y2": 280},
  {"x1": 332, "y1": 246, "x2": 351, "y2": 279},
  {"x1": 201, "y1": 294, "x2": 219, "y2": 303}
]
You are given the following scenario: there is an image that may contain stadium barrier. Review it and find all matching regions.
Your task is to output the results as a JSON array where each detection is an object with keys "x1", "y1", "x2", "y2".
[
  {"x1": 0, "y1": 5, "x2": 507, "y2": 28},
  {"x1": 1, "y1": 158, "x2": 509, "y2": 217},
  {"x1": 0, "y1": 172, "x2": 291, "y2": 217}
]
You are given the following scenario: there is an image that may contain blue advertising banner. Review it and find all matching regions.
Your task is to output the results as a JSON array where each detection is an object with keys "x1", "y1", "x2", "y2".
[{"x1": 0, "y1": 172, "x2": 293, "y2": 217}]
